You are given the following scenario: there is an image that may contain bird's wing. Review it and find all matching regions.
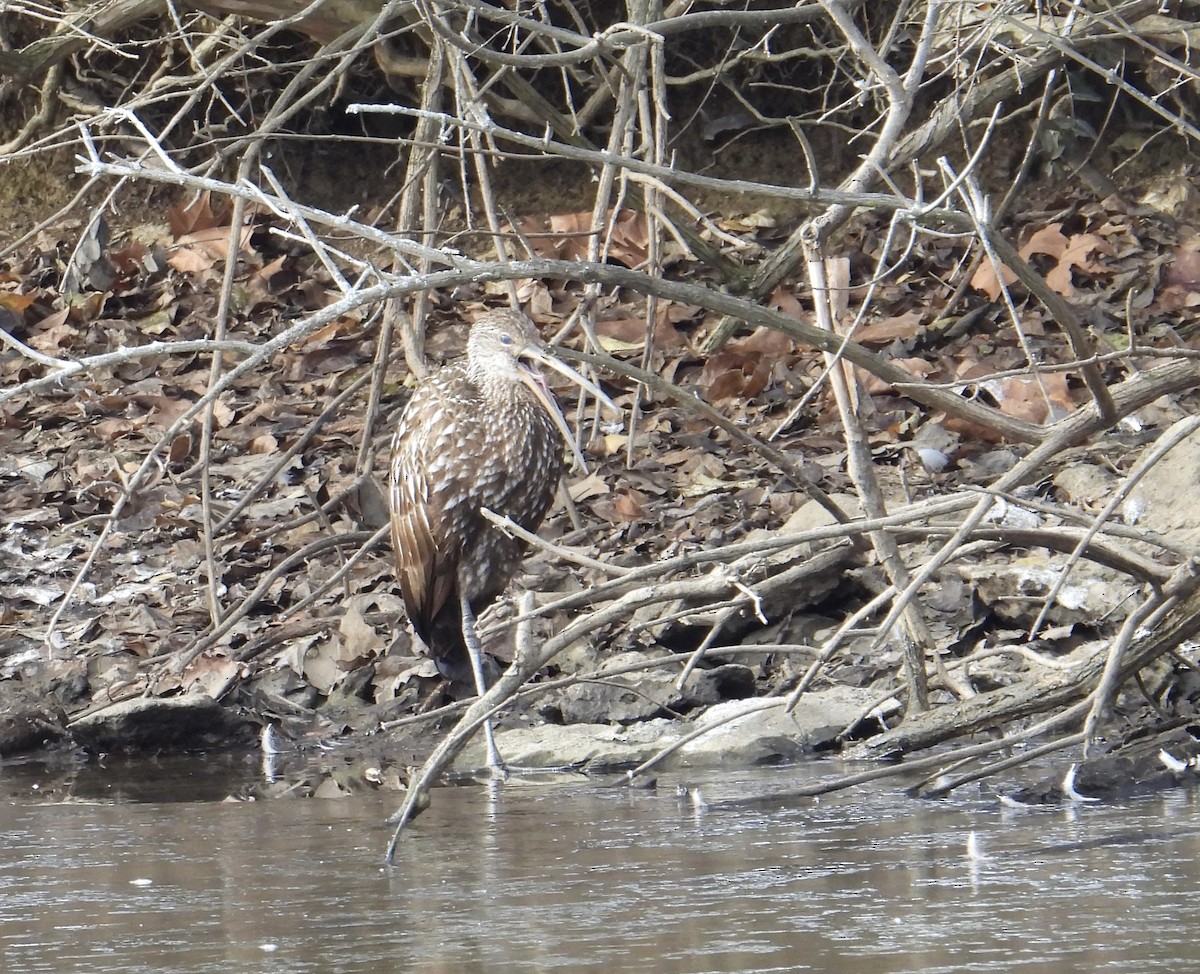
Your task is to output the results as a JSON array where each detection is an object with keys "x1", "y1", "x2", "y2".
[
  {"x1": 390, "y1": 463, "x2": 447, "y2": 647},
  {"x1": 389, "y1": 389, "x2": 465, "y2": 647}
]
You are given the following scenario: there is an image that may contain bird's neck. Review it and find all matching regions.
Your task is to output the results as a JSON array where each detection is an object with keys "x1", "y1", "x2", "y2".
[{"x1": 468, "y1": 363, "x2": 529, "y2": 405}]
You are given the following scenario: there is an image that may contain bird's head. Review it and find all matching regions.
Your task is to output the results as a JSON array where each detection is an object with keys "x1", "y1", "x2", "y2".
[
  {"x1": 466, "y1": 309, "x2": 545, "y2": 385},
  {"x1": 466, "y1": 309, "x2": 617, "y2": 470}
]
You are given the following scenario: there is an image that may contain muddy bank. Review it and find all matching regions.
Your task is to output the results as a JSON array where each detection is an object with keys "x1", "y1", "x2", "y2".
[{"x1": 5, "y1": 2, "x2": 1200, "y2": 819}]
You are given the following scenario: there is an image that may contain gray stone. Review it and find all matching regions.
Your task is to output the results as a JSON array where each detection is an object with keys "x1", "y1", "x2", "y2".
[
  {"x1": 458, "y1": 685, "x2": 879, "y2": 772},
  {"x1": 70, "y1": 694, "x2": 259, "y2": 753}
]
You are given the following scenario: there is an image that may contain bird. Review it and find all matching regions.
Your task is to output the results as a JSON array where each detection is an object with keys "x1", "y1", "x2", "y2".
[{"x1": 388, "y1": 308, "x2": 615, "y2": 706}]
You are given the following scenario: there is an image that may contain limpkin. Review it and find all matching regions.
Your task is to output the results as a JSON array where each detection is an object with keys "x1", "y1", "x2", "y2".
[{"x1": 388, "y1": 309, "x2": 614, "y2": 735}]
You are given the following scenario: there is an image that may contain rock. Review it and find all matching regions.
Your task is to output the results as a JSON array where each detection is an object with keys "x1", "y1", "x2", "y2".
[
  {"x1": 959, "y1": 552, "x2": 1138, "y2": 627},
  {"x1": 69, "y1": 694, "x2": 259, "y2": 753},
  {"x1": 457, "y1": 685, "x2": 878, "y2": 772},
  {"x1": 675, "y1": 687, "x2": 881, "y2": 766},
  {"x1": 1128, "y1": 423, "x2": 1200, "y2": 544},
  {"x1": 0, "y1": 710, "x2": 65, "y2": 756},
  {"x1": 1052, "y1": 461, "x2": 1117, "y2": 506},
  {"x1": 777, "y1": 492, "x2": 862, "y2": 536},
  {"x1": 541, "y1": 652, "x2": 755, "y2": 724},
  {"x1": 466, "y1": 721, "x2": 673, "y2": 771},
  {"x1": 1003, "y1": 727, "x2": 1200, "y2": 804}
]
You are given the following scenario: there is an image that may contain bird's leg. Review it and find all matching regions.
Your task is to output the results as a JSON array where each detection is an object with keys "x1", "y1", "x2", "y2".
[{"x1": 459, "y1": 591, "x2": 506, "y2": 775}]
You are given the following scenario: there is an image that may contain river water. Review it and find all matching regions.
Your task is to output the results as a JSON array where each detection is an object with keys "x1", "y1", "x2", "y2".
[{"x1": 2, "y1": 755, "x2": 1198, "y2": 973}]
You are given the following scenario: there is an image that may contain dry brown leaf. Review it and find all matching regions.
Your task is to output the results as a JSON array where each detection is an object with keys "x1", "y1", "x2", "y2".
[
  {"x1": 168, "y1": 191, "x2": 227, "y2": 237},
  {"x1": 592, "y1": 487, "x2": 646, "y2": 522},
  {"x1": 996, "y1": 372, "x2": 1073, "y2": 423},
  {"x1": 338, "y1": 599, "x2": 380, "y2": 661},
  {"x1": 181, "y1": 653, "x2": 244, "y2": 697},
  {"x1": 970, "y1": 258, "x2": 1016, "y2": 301},
  {"x1": 537, "y1": 209, "x2": 650, "y2": 267},
  {"x1": 1002, "y1": 223, "x2": 1117, "y2": 297},
  {"x1": 212, "y1": 400, "x2": 236, "y2": 429},
  {"x1": 698, "y1": 349, "x2": 774, "y2": 402},
  {"x1": 596, "y1": 432, "x2": 628, "y2": 455},
  {"x1": 768, "y1": 285, "x2": 806, "y2": 320},
  {"x1": 1163, "y1": 244, "x2": 1200, "y2": 289},
  {"x1": 681, "y1": 474, "x2": 757, "y2": 498},
  {"x1": 167, "y1": 246, "x2": 215, "y2": 274},
  {"x1": 594, "y1": 316, "x2": 647, "y2": 345},
  {"x1": 168, "y1": 225, "x2": 253, "y2": 273},
  {"x1": 597, "y1": 333, "x2": 645, "y2": 353},
  {"x1": 249, "y1": 433, "x2": 278, "y2": 454},
  {"x1": 27, "y1": 308, "x2": 73, "y2": 351},
  {"x1": 304, "y1": 316, "x2": 363, "y2": 348},
  {"x1": 298, "y1": 602, "x2": 382, "y2": 695},
  {"x1": 731, "y1": 327, "x2": 792, "y2": 356},
  {"x1": 955, "y1": 357, "x2": 992, "y2": 381},
  {"x1": 1019, "y1": 223, "x2": 1069, "y2": 261},
  {"x1": 608, "y1": 209, "x2": 650, "y2": 267},
  {"x1": 0, "y1": 291, "x2": 35, "y2": 312},
  {"x1": 854, "y1": 310, "x2": 923, "y2": 345},
  {"x1": 109, "y1": 241, "x2": 150, "y2": 278},
  {"x1": 168, "y1": 431, "x2": 193, "y2": 464},
  {"x1": 861, "y1": 356, "x2": 935, "y2": 395},
  {"x1": 242, "y1": 254, "x2": 288, "y2": 308},
  {"x1": 613, "y1": 489, "x2": 646, "y2": 520},
  {"x1": 568, "y1": 471, "x2": 610, "y2": 501},
  {"x1": 524, "y1": 284, "x2": 556, "y2": 322},
  {"x1": 1046, "y1": 233, "x2": 1115, "y2": 296},
  {"x1": 700, "y1": 357, "x2": 749, "y2": 402}
]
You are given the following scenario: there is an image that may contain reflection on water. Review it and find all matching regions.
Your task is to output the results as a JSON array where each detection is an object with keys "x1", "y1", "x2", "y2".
[{"x1": 2, "y1": 758, "x2": 1199, "y2": 974}]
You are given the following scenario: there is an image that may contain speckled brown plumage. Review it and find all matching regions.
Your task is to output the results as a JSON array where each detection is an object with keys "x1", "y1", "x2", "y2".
[{"x1": 388, "y1": 310, "x2": 570, "y2": 680}]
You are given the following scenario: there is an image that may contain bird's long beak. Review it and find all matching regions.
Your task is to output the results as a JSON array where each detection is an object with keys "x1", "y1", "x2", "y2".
[{"x1": 519, "y1": 345, "x2": 619, "y2": 472}]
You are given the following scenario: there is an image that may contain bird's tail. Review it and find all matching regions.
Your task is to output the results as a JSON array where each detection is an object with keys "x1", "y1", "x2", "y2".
[{"x1": 424, "y1": 601, "x2": 499, "y2": 698}]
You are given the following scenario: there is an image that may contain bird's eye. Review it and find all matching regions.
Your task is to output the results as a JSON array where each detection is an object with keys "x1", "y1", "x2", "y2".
[{"x1": 500, "y1": 333, "x2": 514, "y2": 345}]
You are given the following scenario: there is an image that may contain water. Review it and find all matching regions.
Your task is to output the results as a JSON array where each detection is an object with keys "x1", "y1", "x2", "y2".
[{"x1": 2, "y1": 758, "x2": 1199, "y2": 973}]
